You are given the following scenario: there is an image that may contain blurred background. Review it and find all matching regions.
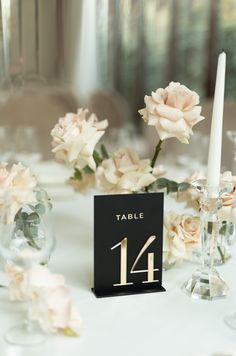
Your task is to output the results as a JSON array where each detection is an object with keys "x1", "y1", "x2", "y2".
[{"x1": 0, "y1": 0, "x2": 236, "y2": 179}]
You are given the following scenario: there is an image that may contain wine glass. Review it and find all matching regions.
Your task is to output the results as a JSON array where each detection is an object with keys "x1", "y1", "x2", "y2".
[
  {"x1": 0, "y1": 126, "x2": 13, "y2": 162},
  {"x1": 0, "y1": 187, "x2": 55, "y2": 346},
  {"x1": 13, "y1": 126, "x2": 43, "y2": 167}
]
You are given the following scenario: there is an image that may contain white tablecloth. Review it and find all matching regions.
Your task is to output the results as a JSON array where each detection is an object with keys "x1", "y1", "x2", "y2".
[{"x1": 0, "y1": 191, "x2": 236, "y2": 356}]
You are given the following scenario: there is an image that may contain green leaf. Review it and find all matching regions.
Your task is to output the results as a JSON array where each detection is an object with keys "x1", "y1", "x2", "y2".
[
  {"x1": 71, "y1": 168, "x2": 82, "y2": 181},
  {"x1": 15, "y1": 219, "x2": 23, "y2": 230},
  {"x1": 47, "y1": 201, "x2": 53, "y2": 212},
  {"x1": 167, "y1": 181, "x2": 178, "y2": 193},
  {"x1": 34, "y1": 189, "x2": 52, "y2": 213},
  {"x1": 219, "y1": 221, "x2": 228, "y2": 236},
  {"x1": 28, "y1": 204, "x2": 36, "y2": 211},
  {"x1": 21, "y1": 212, "x2": 28, "y2": 220},
  {"x1": 148, "y1": 178, "x2": 191, "y2": 194},
  {"x1": 13, "y1": 208, "x2": 41, "y2": 250},
  {"x1": 36, "y1": 190, "x2": 45, "y2": 201},
  {"x1": 83, "y1": 165, "x2": 94, "y2": 174},
  {"x1": 25, "y1": 237, "x2": 40, "y2": 250},
  {"x1": 34, "y1": 203, "x2": 46, "y2": 215},
  {"x1": 93, "y1": 150, "x2": 103, "y2": 166},
  {"x1": 229, "y1": 222, "x2": 234, "y2": 235},
  {"x1": 27, "y1": 212, "x2": 40, "y2": 223},
  {"x1": 14, "y1": 210, "x2": 21, "y2": 221},
  {"x1": 28, "y1": 225, "x2": 38, "y2": 238},
  {"x1": 208, "y1": 222, "x2": 213, "y2": 234},
  {"x1": 148, "y1": 178, "x2": 180, "y2": 194},
  {"x1": 149, "y1": 178, "x2": 170, "y2": 191},
  {"x1": 178, "y1": 182, "x2": 191, "y2": 192},
  {"x1": 101, "y1": 144, "x2": 109, "y2": 159},
  {"x1": 217, "y1": 246, "x2": 225, "y2": 264}
]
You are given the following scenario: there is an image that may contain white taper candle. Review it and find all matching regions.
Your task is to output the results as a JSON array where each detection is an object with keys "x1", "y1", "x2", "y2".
[{"x1": 207, "y1": 51, "x2": 226, "y2": 187}]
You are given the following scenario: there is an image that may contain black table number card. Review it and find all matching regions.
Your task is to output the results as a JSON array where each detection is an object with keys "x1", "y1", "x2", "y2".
[{"x1": 93, "y1": 192, "x2": 165, "y2": 298}]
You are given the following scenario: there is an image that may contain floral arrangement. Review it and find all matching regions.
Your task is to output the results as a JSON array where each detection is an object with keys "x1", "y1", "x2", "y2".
[
  {"x1": 6, "y1": 263, "x2": 81, "y2": 336},
  {"x1": 0, "y1": 162, "x2": 81, "y2": 337},
  {"x1": 51, "y1": 82, "x2": 204, "y2": 194},
  {"x1": 0, "y1": 162, "x2": 52, "y2": 250},
  {"x1": 51, "y1": 82, "x2": 206, "y2": 264}
]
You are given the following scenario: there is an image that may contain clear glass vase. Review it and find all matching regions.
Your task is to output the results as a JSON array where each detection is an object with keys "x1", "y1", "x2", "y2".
[{"x1": 0, "y1": 187, "x2": 55, "y2": 346}]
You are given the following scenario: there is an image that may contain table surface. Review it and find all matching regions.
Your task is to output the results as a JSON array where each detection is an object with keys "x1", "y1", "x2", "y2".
[{"x1": 0, "y1": 186, "x2": 236, "y2": 356}]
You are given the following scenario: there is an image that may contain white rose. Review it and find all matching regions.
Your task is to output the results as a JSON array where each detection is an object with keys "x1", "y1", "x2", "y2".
[
  {"x1": 29, "y1": 285, "x2": 81, "y2": 335},
  {"x1": 0, "y1": 163, "x2": 37, "y2": 224},
  {"x1": 96, "y1": 147, "x2": 156, "y2": 194},
  {"x1": 5, "y1": 263, "x2": 27, "y2": 301},
  {"x1": 5, "y1": 264, "x2": 65, "y2": 302},
  {"x1": 164, "y1": 211, "x2": 200, "y2": 264},
  {"x1": 6, "y1": 264, "x2": 81, "y2": 335},
  {"x1": 139, "y1": 82, "x2": 204, "y2": 143},
  {"x1": 51, "y1": 108, "x2": 108, "y2": 171},
  {"x1": 27, "y1": 266, "x2": 81, "y2": 335}
]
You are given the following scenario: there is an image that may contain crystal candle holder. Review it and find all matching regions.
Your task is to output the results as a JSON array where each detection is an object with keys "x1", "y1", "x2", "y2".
[{"x1": 182, "y1": 179, "x2": 233, "y2": 301}]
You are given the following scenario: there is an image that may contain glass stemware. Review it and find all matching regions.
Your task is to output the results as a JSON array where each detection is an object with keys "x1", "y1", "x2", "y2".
[
  {"x1": 0, "y1": 187, "x2": 55, "y2": 346},
  {"x1": 0, "y1": 126, "x2": 13, "y2": 163},
  {"x1": 13, "y1": 126, "x2": 43, "y2": 167}
]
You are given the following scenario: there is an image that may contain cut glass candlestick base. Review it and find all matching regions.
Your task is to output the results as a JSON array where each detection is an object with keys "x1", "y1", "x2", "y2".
[{"x1": 182, "y1": 267, "x2": 229, "y2": 301}]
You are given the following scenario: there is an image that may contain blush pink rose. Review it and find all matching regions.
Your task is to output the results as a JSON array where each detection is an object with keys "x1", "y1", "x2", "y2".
[
  {"x1": 139, "y1": 82, "x2": 204, "y2": 143},
  {"x1": 163, "y1": 211, "x2": 201, "y2": 264},
  {"x1": 6, "y1": 264, "x2": 81, "y2": 336},
  {"x1": 29, "y1": 285, "x2": 81, "y2": 335},
  {"x1": 0, "y1": 163, "x2": 37, "y2": 224},
  {"x1": 51, "y1": 108, "x2": 108, "y2": 171},
  {"x1": 96, "y1": 147, "x2": 156, "y2": 194}
]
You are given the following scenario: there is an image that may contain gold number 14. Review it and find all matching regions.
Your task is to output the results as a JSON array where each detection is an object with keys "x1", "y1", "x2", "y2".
[{"x1": 111, "y1": 236, "x2": 159, "y2": 286}]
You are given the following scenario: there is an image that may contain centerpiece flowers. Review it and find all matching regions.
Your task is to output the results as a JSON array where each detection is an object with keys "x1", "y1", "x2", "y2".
[
  {"x1": 51, "y1": 82, "x2": 207, "y2": 266},
  {"x1": 0, "y1": 162, "x2": 52, "y2": 250},
  {"x1": 0, "y1": 162, "x2": 81, "y2": 338},
  {"x1": 6, "y1": 263, "x2": 81, "y2": 336}
]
